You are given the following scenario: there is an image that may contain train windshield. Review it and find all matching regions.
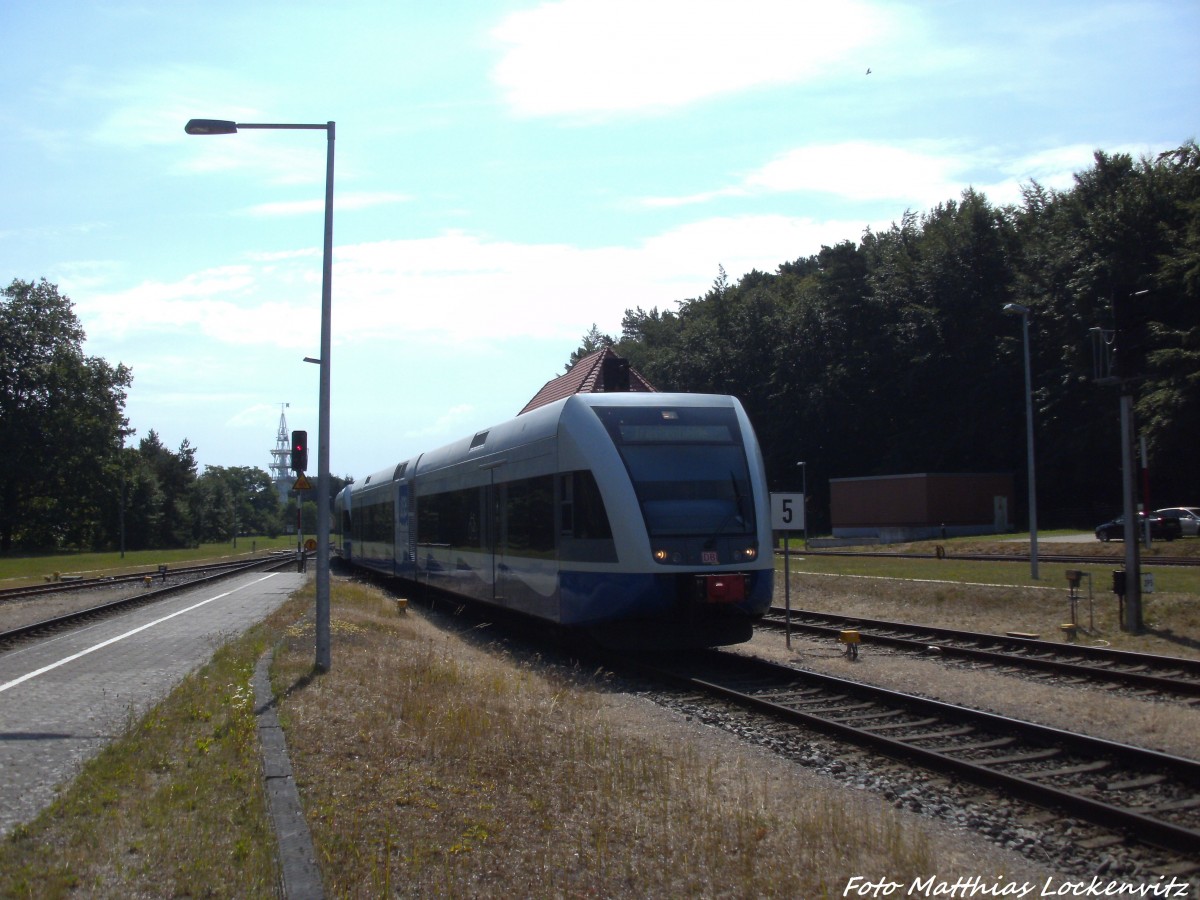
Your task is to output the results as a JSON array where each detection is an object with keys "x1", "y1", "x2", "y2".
[{"x1": 593, "y1": 406, "x2": 755, "y2": 537}]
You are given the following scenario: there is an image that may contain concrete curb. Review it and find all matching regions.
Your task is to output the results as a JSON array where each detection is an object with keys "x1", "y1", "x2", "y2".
[{"x1": 253, "y1": 651, "x2": 324, "y2": 899}]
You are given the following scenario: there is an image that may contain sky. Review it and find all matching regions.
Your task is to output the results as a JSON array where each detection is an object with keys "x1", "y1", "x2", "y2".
[{"x1": 2, "y1": 0, "x2": 1197, "y2": 484}]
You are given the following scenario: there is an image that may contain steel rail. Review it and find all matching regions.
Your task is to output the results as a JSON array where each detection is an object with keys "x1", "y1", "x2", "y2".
[
  {"x1": 760, "y1": 607, "x2": 1200, "y2": 697},
  {"x1": 0, "y1": 554, "x2": 293, "y2": 602},
  {"x1": 617, "y1": 650, "x2": 1200, "y2": 856},
  {"x1": 0, "y1": 555, "x2": 299, "y2": 646},
  {"x1": 779, "y1": 548, "x2": 1200, "y2": 567}
]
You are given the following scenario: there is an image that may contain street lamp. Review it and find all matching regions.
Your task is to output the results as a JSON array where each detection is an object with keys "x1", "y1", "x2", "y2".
[
  {"x1": 185, "y1": 118, "x2": 335, "y2": 671},
  {"x1": 1003, "y1": 302, "x2": 1038, "y2": 579}
]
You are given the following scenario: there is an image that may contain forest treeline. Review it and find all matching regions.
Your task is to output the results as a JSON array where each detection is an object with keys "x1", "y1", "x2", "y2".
[
  {"x1": 593, "y1": 144, "x2": 1200, "y2": 531},
  {"x1": 0, "y1": 278, "x2": 332, "y2": 553}
]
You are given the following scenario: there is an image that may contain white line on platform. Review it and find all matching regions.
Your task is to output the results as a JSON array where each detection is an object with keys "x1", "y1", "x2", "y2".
[{"x1": 0, "y1": 573, "x2": 280, "y2": 694}]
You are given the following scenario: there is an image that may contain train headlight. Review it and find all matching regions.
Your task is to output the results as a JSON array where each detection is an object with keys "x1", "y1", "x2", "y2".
[
  {"x1": 742, "y1": 546, "x2": 757, "y2": 561},
  {"x1": 654, "y1": 549, "x2": 669, "y2": 562}
]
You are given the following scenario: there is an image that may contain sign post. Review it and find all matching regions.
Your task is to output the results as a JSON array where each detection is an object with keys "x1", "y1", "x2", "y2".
[{"x1": 770, "y1": 493, "x2": 806, "y2": 649}]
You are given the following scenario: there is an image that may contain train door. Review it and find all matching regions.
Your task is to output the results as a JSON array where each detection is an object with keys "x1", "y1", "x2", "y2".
[
  {"x1": 494, "y1": 477, "x2": 516, "y2": 607},
  {"x1": 494, "y1": 474, "x2": 558, "y2": 617},
  {"x1": 395, "y1": 481, "x2": 409, "y2": 576},
  {"x1": 485, "y1": 468, "x2": 503, "y2": 604}
]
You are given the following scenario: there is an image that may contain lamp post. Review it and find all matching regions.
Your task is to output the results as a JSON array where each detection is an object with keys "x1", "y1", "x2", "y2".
[
  {"x1": 797, "y1": 461, "x2": 808, "y2": 549},
  {"x1": 185, "y1": 118, "x2": 335, "y2": 672},
  {"x1": 1115, "y1": 288, "x2": 1150, "y2": 633},
  {"x1": 1003, "y1": 303, "x2": 1038, "y2": 579}
]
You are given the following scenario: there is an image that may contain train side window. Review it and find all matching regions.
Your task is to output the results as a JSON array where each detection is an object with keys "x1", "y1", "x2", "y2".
[
  {"x1": 559, "y1": 475, "x2": 574, "y2": 535},
  {"x1": 418, "y1": 487, "x2": 482, "y2": 552},
  {"x1": 559, "y1": 470, "x2": 616, "y2": 562},
  {"x1": 571, "y1": 470, "x2": 612, "y2": 540},
  {"x1": 505, "y1": 475, "x2": 555, "y2": 556}
]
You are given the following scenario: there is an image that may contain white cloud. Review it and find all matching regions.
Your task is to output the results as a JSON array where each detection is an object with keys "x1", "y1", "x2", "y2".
[
  {"x1": 73, "y1": 213, "x2": 880, "y2": 356},
  {"x1": 978, "y1": 142, "x2": 1174, "y2": 206},
  {"x1": 491, "y1": 0, "x2": 892, "y2": 117},
  {"x1": 74, "y1": 265, "x2": 317, "y2": 347},
  {"x1": 177, "y1": 137, "x2": 328, "y2": 187},
  {"x1": 246, "y1": 191, "x2": 410, "y2": 217},
  {"x1": 85, "y1": 66, "x2": 264, "y2": 148},
  {"x1": 640, "y1": 139, "x2": 1183, "y2": 212},
  {"x1": 406, "y1": 404, "x2": 477, "y2": 439},
  {"x1": 746, "y1": 142, "x2": 966, "y2": 204},
  {"x1": 330, "y1": 216, "x2": 877, "y2": 342},
  {"x1": 641, "y1": 140, "x2": 973, "y2": 210}
]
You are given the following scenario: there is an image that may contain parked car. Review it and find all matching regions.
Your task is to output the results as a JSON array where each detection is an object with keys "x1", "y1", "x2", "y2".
[
  {"x1": 1155, "y1": 507, "x2": 1200, "y2": 537},
  {"x1": 1095, "y1": 512, "x2": 1181, "y2": 542}
]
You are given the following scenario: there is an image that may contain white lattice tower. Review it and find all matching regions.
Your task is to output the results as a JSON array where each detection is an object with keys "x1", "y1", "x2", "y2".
[{"x1": 270, "y1": 404, "x2": 292, "y2": 501}]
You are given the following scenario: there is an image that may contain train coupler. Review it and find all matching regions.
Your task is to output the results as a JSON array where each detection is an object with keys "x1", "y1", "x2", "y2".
[{"x1": 693, "y1": 573, "x2": 748, "y2": 604}]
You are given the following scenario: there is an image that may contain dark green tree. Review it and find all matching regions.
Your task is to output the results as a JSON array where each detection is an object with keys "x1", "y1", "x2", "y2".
[
  {"x1": 136, "y1": 430, "x2": 198, "y2": 547},
  {"x1": 121, "y1": 455, "x2": 165, "y2": 551},
  {"x1": 193, "y1": 465, "x2": 282, "y2": 541},
  {"x1": 0, "y1": 278, "x2": 132, "y2": 550}
]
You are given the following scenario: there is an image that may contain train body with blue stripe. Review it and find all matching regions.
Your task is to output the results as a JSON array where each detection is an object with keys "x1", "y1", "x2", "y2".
[{"x1": 333, "y1": 392, "x2": 773, "y2": 647}]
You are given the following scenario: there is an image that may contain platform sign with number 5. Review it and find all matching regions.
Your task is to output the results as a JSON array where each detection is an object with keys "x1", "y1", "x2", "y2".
[
  {"x1": 771, "y1": 493, "x2": 806, "y2": 531},
  {"x1": 770, "y1": 492, "x2": 806, "y2": 650}
]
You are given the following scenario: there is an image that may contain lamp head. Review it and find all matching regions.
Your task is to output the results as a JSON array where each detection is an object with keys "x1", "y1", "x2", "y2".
[
  {"x1": 1003, "y1": 302, "x2": 1029, "y2": 317},
  {"x1": 185, "y1": 119, "x2": 238, "y2": 135}
]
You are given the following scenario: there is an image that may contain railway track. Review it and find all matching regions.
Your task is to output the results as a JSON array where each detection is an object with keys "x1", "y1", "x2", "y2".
[
  {"x1": 615, "y1": 649, "x2": 1200, "y2": 858},
  {"x1": 784, "y1": 548, "x2": 1200, "y2": 567},
  {"x1": 0, "y1": 554, "x2": 301, "y2": 647},
  {"x1": 760, "y1": 606, "x2": 1200, "y2": 699},
  {"x1": 0, "y1": 554, "x2": 295, "y2": 602}
]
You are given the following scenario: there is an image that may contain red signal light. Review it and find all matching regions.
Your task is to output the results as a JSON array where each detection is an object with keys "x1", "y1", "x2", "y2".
[{"x1": 291, "y1": 430, "x2": 308, "y2": 472}]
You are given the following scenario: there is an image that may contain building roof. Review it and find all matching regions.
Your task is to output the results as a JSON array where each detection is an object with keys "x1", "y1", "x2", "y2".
[{"x1": 519, "y1": 347, "x2": 657, "y2": 415}]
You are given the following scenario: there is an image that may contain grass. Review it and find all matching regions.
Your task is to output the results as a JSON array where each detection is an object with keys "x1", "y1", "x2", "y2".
[
  {"x1": 787, "y1": 552, "x2": 1200, "y2": 595},
  {"x1": 269, "y1": 581, "x2": 948, "y2": 896},
  {"x1": 0, "y1": 537, "x2": 297, "y2": 587},
  {"x1": 787, "y1": 534, "x2": 1200, "y2": 596},
  {"x1": 0, "y1": 612, "x2": 288, "y2": 898}
]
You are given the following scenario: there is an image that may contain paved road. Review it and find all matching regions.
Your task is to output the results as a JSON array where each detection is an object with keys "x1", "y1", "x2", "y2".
[{"x1": 0, "y1": 570, "x2": 307, "y2": 837}]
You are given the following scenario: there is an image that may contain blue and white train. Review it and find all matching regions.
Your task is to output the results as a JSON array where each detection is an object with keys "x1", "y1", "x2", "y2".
[{"x1": 333, "y1": 392, "x2": 773, "y2": 647}]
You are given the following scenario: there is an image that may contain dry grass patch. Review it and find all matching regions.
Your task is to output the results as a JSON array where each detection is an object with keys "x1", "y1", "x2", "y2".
[
  {"x1": 785, "y1": 569, "x2": 1200, "y2": 659},
  {"x1": 273, "y1": 580, "x2": 992, "y2": 897}
]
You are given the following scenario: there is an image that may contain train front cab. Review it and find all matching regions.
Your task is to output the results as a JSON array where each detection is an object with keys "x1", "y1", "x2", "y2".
[{"x1": 557, "y1": 394, "x2": 774, "y2": 649}]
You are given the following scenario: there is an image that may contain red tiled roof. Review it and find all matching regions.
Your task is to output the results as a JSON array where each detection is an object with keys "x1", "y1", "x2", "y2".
[{"x1": 519, "y1": 347, "x2": 657, "y2": 415}]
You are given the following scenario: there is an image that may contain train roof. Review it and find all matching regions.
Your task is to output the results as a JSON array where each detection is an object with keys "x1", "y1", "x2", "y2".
[{"x1": 353, "y1": 392, "x2": 746, "y2": 485}]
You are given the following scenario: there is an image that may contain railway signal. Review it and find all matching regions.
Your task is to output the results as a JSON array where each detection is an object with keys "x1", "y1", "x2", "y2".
[{"x1": 291, "y1": 430, "x2": 308, "y2": 473}]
